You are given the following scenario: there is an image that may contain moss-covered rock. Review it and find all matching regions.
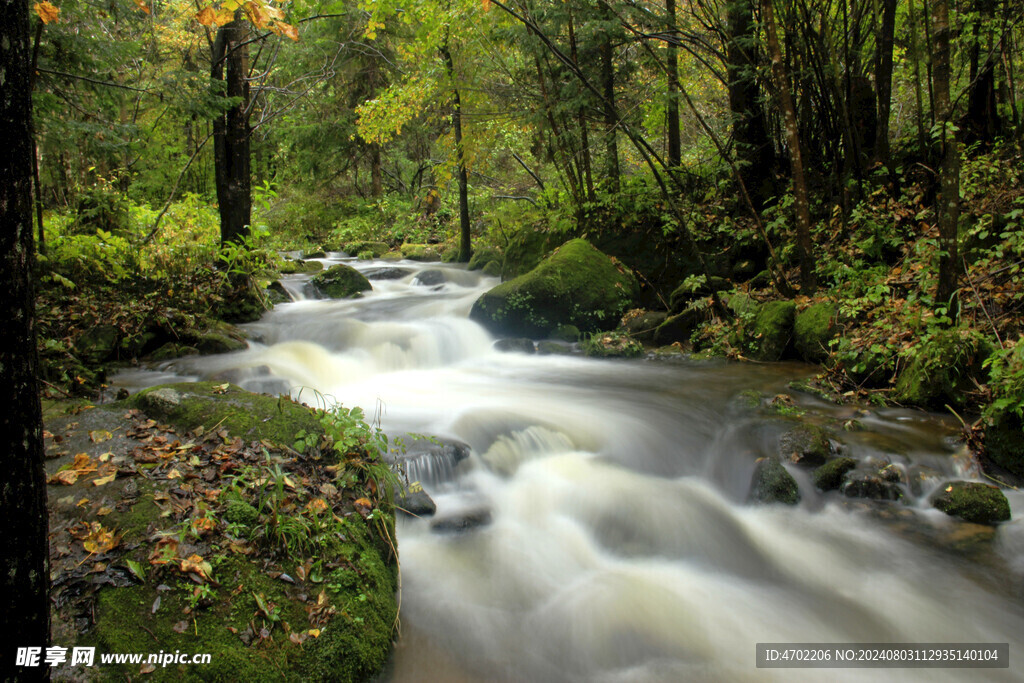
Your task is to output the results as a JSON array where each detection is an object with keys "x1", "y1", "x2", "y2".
[
  {"x1": 748, "y1": 457, "x2": 800, "y2": 505},
  {"x1": 310, "y1": 263, "x2": 372, "y2": 299},
  {"x1": 778, "y1": 423, "x2": 833, "y2": 466},
  {"x1": 482, "y1": 260, "x2": 502, "y2": 278},
  {"x1": 812, "y1": 457, "x2": 857, "y2": 491},
  {"x1": 841, "y1": 469, "x2": 904, "y2": 501},
  {"x1": 794, "y1": 302, "x2": 839, "y2": 363},
  {"x1": 581, "y1": 330, "x2": 645, "y2": 358},
  {"x1": 551, "y1": 324, "x2": 581, "y2": 342},
  {"x1": 278, "y1": 259, "x2": 323, "y2": 274},
  {"x1": 342, "y1": 241, "x2": 389, "y2": 258},
  {"x1": 930, "y1": 481, "x2": 1011, "y2": 524},
  {"x1": 653, "y1": 303, "x2": 708, "y2": 346},
  {"x1": 750, "y1": 300, "x2": 796, "y2": 361},
  {"x1": 985, "y1": 412, "x2": 1024, "y2": 476},
  {"x1": 668, "y1": 276, "x2": 729, "y2": 313},
  {"x1": 441, "y1": 245, "x2": 460, "y2": 263},
  {"x1": 501, "y1": 229, "x2": 559, "y2": 279},
  {"x1": 467, "y1": 247, "x2": 502, "y2": 272},
  {"x1": 128, "y1": 382, "x2": 323, "y2": 448},
  {"x1": 266, "y1": 280, "x2": 293, "y2": 306},
  {"x1": 469, "y1": 239, "x2": 640, "y2": 338},
  {"x1": 893, "y1": 328, "x2": 984, "y2": 408},
  {"x1": 380, "y1": 251, "x2": 404, "y2": 262},
  {"x1": 620, "y1": 309, "x2": 667, "y2": 344},
  {"x1": 181, "y1": 322, "x2": 248, "y2": 355},
  {"x1": 400, "y1": 244, "x2": 441, "y2": 261}
]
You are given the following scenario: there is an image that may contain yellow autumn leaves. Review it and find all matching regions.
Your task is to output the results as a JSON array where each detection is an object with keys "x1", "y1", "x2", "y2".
[
  {"x1": 195, "y1": 0, "x2": 298, "y2": 42},
  {"x1": 33, "y1": 1, "x2": 60, "y2": 24}
]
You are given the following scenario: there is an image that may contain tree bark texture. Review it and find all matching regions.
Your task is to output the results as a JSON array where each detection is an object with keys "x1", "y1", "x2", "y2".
[
  {"x1": 874, "y1": 0, "x2": 898, "y2": 166},
  {"x1": 932, "y1": 0, "x2": 960, "y2": 309},
  {"x1": 212, "y1": 16, "x2": 251, "y2": 247},
  {"x1": 0, "y1": 0, "x2": 51, "y2": 678},
  {"x1": 440, "y1": 42, "x2": 472, "y2": 263}
]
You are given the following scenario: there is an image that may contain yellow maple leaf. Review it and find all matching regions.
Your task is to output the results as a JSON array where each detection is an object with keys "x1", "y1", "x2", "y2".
[
  {"x1": 132, "y1": 0, "x2": 150, "y2": 15},
  {"x1": 34, "y1": 1, "x2": 60, "y2": 24}
]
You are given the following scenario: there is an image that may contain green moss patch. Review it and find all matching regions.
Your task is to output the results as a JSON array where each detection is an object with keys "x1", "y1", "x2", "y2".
[
  {"x1": 930, "y1": 481, "x2": 1011, "y2": 525},
  {"x1": 794, "y1": 302, "x2": 839, "y2": 363},
  {"x1": 469, "y1": 239, "x2": 640, "y2": 338},
  {"x1": 128, "y1": 382, "x2": 323, "y2": 449}
]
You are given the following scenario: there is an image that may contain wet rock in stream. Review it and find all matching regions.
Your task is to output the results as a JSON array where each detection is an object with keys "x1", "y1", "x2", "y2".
[{"x1": 748, "y1": 457, "x2": 800, "y2": 505}]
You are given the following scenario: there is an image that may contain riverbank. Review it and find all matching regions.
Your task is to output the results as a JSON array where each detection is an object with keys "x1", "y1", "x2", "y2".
[{"x1": 44, "y1": 383, "x2": 398, "y2": 682}]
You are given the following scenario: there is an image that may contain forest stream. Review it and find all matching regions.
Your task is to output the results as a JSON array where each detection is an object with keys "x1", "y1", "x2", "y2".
[{"x1": 112, "y1": 255, "x2": 1024, "y2": 682}]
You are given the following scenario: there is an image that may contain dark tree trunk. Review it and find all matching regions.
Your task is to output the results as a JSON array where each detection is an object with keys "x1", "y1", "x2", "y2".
[
  {"x1": 726, "y1": 0, "x2": 774, "y2": 208},
  {"x1": 874, "y1": 0, "x2": 898, "y2": 167},
  {"x1": 370, "y1": 144, "x2": 383, "y2": 198},
  {"x1": 568, "y1": 14, "x2": 595, "y2": 201},
  {"x1": 212, "y1": 15, "x2": 251, "y2": 247},
  {"x1": 599, "y1": 1, "x2": 619, "y2": 192},
  {"x1": 440, "y1": 41, "x2": 472, "y2": 263},
  {"x1": 933, "y1": 0, "x2": 959, "y2": 310},
  {"x1": 964, "y1": 0, "x2": 1001, "y2": 145},
  {"x1": 665, "y1": 0, "x2": 681, "y2": 169},
  {"x1": 763, "y1": 0, "x2": 816, "y2": 293},
  {"x1": 1, "y1": 0, "x2": 51, "y2": 679}
]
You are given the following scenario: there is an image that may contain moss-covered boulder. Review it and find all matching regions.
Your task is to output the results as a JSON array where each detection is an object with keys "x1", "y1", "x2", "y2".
[
  {"x1": 181, "y1": 322, "x2": 249, "y2": 355},
  {"x1": 266, "y1": 280, "x2": 293, "y2": 306},
  {"x1": 342, "y1": 241, "x2": 389, "y2": 258},
  {"x1": 812, "y1": 457, "x2": 857, "y2": 491},
  {"x1": 129, "y1": 382, "x2": 323, "y2": 448},
  {"x1": 893, "y1": 328, "x2": 984, "y2": 408},
  {"x1": 501, "y1": 229, "x2": 559, "y2": 279},
  {"x1": 653, "y1": 303, "x2": 708, "y2": 346},
  {"x1": 985, "y1": 412, "x2": 1024, "y2": 476},
  {"x1": 778, "y1": 423, "x2": 833, "y2": 466},
  {"x1": 620, "y1": 309, "x2": 668, "y2": 344},
  {"x1": 668, "y1": 276, "x2": 729, "y2": 313},
  {"x1": 482, "y1": 260, "x2": 502, "y2": 278},
  {"x1": 794, "y1": 302, "x2": 839, "y2": 363},
  {"x1": 748, "y1": 457, "x2": 800, "y2": 505},
  {"x1": 581, "y1": 330, "x2": 645, "y2": 359},
  {"x1": 467, "y1": 247, "x2": 502, "y2": 272},
  {"x1": 380, "y1": 251, "x2": 404, "y2": 262},
  {"x1": 930, "y1": 481, "x2": 1011, "y2": 524},
  {"x1": 841, "y1": 467, "x2": 904, "y2": 501},
  {"x1": 279, "y1": 259, "x2": 323, "y2": 274},
  {"x1": 400, "y1": 244, "x2": 441, "y2": 261},
  {"x1": 750, "y1": 300, "x2": 796, "y2": 361},
  {"x1": 310, "y1": 263, "x2": 372, "y2": 299},
  {"x1": 469, "y1": 239, "x2": 639, "y2": 338}
]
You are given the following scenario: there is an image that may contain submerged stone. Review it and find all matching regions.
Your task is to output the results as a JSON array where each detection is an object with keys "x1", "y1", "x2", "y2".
[
  {"x1": 431, "y1": 508, "x2": 493, "y2": 533},
  {"x1": 841, "y1": 470, "x2": 904, "y2": 501},
  {"x1": 931, "y1": 481, "x2": 1011, "y2": 525}
]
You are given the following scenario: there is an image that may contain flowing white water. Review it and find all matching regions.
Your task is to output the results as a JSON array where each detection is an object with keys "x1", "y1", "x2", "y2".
[{"x1": 115, "y1": 256, "x2": 1024, "y2": 681}]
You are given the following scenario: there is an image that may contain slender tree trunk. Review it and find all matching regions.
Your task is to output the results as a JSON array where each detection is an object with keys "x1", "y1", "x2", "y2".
[
  {"x1": 440, "y1": 41, "x2": 471, "y2": 263},
  {"x1": 933, "y1": 0, "x2": 959, "y2": 310},
  {"x1": 908, "y1": 0, "x2": 930, "y2": 156},
  {"x1": 964, "y1": 0, "x2": 1001, "y2": 144},
  {"x1": 370, "y1": 144, "x2": 383, "y2": 198},
  {"x1": 874, "y1": 0, "x2": 897, "y2": 167},
  {"x1": 0, "y1": 1, "x2": 51, "y2": 679},
  {"x1": 665, "y1": 0, "x2": 681, "y2": 169},
  {"x1": 212, "y1": 15, "x2": 251, "y2": 247},
  {"x1": 726, "y1": 0, "x2": 773, "y2": 209},
  {"x1": 568, "y1": 14, "x2": 595, "y2": 201},
  {"x1": 763, "y1": 0, "x2": 816, "y2": 293},
  {"x1": 599, "y1": 1, "x2": 619, "y2": 192}
]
